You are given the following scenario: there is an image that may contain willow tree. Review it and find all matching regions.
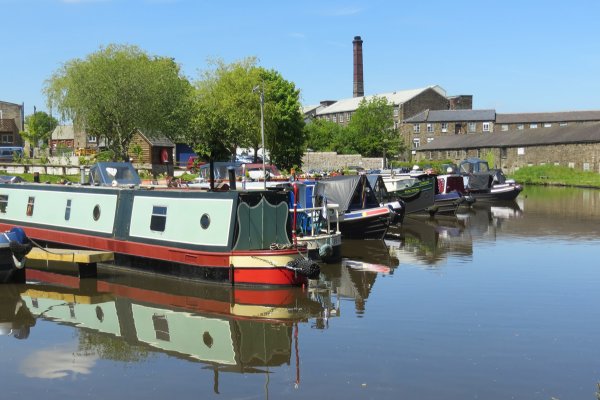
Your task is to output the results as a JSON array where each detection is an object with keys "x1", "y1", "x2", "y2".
[{"x1": 44, "y1": 44, "x2": 192, "y2": 161}]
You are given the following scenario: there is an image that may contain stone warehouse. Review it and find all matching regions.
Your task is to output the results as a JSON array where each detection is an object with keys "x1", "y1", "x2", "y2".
[{"x1": 415, "y1": 123, "x2": 600, "y2": 173}]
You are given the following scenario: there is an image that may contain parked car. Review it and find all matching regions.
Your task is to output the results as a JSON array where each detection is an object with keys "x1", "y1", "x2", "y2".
[{"x1": 0, "y1": 147, "x2": 23, "y2": 163}]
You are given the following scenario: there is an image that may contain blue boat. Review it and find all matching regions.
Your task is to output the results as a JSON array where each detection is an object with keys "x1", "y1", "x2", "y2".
[{"x1": 0, "y1": 227, "x2": 32, "y2": 283}]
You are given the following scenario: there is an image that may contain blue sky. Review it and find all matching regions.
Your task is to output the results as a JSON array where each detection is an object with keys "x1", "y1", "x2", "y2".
[{"x1": 2, "y1": 0, "x2": 600, "y2": 116}]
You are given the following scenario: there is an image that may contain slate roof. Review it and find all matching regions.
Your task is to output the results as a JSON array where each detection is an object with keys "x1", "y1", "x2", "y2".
[
  {"x1": 316, "y1": 85, "x2": 446, "y2": 115},
  {"x1": 0, "y1": 119, "x2": 17, "y2": 132},
  {"x1": 404, "y1": 109, "x2": 496, "y2": 123},
  {"x1": 417, "y1": 123, "x2": 600, "y2": 151},
  {"x1": 496, "y1": 110, "x2": 600, "y2": 124},
  {"x1": 138, "y1": 130, "x2": 174, "y2": 147}
]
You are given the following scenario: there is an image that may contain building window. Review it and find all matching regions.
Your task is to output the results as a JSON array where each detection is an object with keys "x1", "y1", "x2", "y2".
[
  {"x1": 501, "y1": 124, "x2": 509, "y2": 131},
  {"x1": 332, "y1": 115, "x2": 337, "y2": 123},
  {"x1": 1, "y1": 135, "x2": 12, "y2": 143},
  {"x1": 88, "y1": 135, "x2": 97, "y2": 143},
  {"x1": 468, "y1": 122, "x2": 476, "y2": 133},
  {"x1": 483, "y1": 122, "x2": 490, "y2": 132},
  {"x1": 500, "y1": 148, "x2": 507, "y2": 159},
  {"x1": 339, "y1": 114, "x2": 344, "y2": 123},
  {"x1": 150, "y1": 206, "x2": 167, "y2": 232},
  {"x1": 441, "y1": 123, "x2": 448, "y2": 133},
  {"x1": 517, "y1": 147, "x2": 525, "y2": 155},
  {"x1": 544, "y1": 123, "x2": 552, "y2": 128},
  {"x1": 413, "y1": 124, "x2": 420, "y2": 133},
  {"x1": 559, "y1": 122, "x2": 568, "y2": 126},
  {"x1": 426, "y1": 123, "x2": 433, "y2": 133},
  {"x1": 530, "y1": 123, "x2": 538, "y2": 129},
  {"x1": 347, "y1": 113, "x2": 352, "y2": 122},
  {"x1": 413, "y1": 138, "x2": 420, "y2": 148},
  {"x1": 427, "y1": 151, "x2": 433, "y2": 160},
  {"x1": 518, "y1": 124, "x2": 524, "y2": 130},
  {"x1": 393, "y1": 108, "x2": 399, "y2": 117},
  {"x1": 583, "y1": 162, "x2": 590, "y2": 171},
  {"x1": 427, "y1": 137, "x2": 434, "y2": 143}
]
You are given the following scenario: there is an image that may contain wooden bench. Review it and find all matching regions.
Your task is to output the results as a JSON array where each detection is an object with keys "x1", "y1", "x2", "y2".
[{"x1": 25, "y1": 248, "x2": 114, "y2": 278}]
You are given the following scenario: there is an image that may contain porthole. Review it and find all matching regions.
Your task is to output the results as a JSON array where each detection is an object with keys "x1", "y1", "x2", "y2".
[
  {"x1": 93, "y1": 205, "x2": 101, "y2": 221},
  {"x1": 200, "y1": 213, "x2": 210, "y2": 229}
]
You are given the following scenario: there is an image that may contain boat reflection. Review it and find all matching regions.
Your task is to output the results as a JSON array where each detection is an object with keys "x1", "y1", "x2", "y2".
[
  {"x1": 386, "y1": 200, "x2": 523, "y2": 266},
  {"x1": 6, "y1": 268, "x2": 333, "y2": 391},
  {"x1": 309, "y1": 239, "x2": 398, "y2": 318}
]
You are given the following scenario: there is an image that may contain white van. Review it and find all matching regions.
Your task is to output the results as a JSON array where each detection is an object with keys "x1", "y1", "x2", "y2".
[{"x1": 0, "y1": 147, "x2": 23, "y2": 162}]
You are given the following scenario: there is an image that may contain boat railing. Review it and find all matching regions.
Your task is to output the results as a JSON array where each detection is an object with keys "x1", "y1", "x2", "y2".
[{"x1": 289, "y1": 204, "x2": 340, "y2": 237}]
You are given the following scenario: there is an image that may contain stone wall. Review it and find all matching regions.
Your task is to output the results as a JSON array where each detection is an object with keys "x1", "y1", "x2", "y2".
[
  {"x1": 417, "y1": 143, "x2": 600, "y2": 173},
  {"x1": 0, "y1": 101, "x2": 23, "y2": 130},
  {"x1": 302, "y1": 151, "x2": 383, "y2": 172}
]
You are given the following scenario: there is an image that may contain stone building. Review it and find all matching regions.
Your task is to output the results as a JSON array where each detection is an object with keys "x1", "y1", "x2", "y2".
[
  {"x1": 313, "y1": 85, "x2": 450, "y2": 129},
  {"x1": 495, "y1": 110, "x2": 600, "y2": 132},
  {"x1": 415, "y1": 123, "x2": 600, "y2": 173},
  {"x1": 401, "y1": 109, "x2": 496, "y2": 155},
  {"x1": 0, "y1": 100, "x2": 24, "y2": 147}
]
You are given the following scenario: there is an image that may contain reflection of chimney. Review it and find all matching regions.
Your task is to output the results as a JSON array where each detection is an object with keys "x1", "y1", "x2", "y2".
[{"x1": 353, "y1": 36, "x2": 364, "y2": 98}]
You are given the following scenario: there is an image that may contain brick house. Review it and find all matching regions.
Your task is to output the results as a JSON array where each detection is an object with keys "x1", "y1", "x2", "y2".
[
  {"x1": 0, "y1": 100, "x2": 24, "y2": 147},
  {"x1": 415, "y1": 123, "x2": 600, "y2": 173}
]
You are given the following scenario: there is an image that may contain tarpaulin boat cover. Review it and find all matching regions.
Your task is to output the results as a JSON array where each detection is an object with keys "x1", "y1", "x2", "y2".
[{"x1": 313, "y1": 175, "x2": 380, "y2": 212}]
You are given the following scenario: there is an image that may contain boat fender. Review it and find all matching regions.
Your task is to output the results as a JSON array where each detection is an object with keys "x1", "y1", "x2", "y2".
[
  {"x1": 318, "y1": 244, "x2": 333, "y2": 259},
  {"x1": 285, "y1": 258, "x2": 320, "y2": 279}
]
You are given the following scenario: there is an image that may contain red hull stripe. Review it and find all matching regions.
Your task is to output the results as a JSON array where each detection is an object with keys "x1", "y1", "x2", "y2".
[{"x1": 0, "y1": 224, "x2": 297, "y2": 267}]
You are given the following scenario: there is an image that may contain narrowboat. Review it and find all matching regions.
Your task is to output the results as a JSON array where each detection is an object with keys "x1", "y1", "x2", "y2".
[{"x1": 0, "y1": 162, "x2": 319, "y2": 286}]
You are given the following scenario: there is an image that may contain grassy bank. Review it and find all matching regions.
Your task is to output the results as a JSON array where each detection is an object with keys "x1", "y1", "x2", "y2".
[{"x1": 511, "y1": 165, "x2": 600, "y2": 188}]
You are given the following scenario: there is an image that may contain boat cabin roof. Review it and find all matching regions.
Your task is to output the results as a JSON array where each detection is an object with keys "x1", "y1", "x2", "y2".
[
  {"x1": 459, "y1": 158, "x2": 490, "y2": 174},
  {"x1": 89, "y1": 162, "x2": 142, "y2": 186}
]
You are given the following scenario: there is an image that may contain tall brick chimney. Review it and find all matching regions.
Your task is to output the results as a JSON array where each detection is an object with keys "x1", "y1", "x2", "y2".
[{"x1": 353, "y1": 36, "x2": 364, "y2": 98}]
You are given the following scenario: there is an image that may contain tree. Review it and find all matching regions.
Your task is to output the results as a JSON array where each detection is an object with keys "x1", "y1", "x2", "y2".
[
  {"x1": 304, "y1": 118, "x2": 344, "y2": 152},
  {"x1": 259, "y1": 68, "x2": 305, "y2": 170},
  {"x1": 187, "y1": 58, "x2": 305, "y2": 170},
  {"x1": 22, "y1": 111, "x2": 58, "y2": 149},
  {"x1": 44, "y1": 44, "x2": 193, "y2": 161},
  {"x1": 346, "y1": 96, "x2": 404, "y2": 163},
  {"x1": 186, "y1": 58, "x2": 261, "y2": 162}
]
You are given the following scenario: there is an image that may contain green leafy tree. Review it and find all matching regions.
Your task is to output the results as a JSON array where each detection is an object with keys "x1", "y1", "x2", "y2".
[
  {"x1": 304, "y1": 118, "x2": 344, "y2": 152},
  {"x1": 260, "y1": 68, "x2": 305, "y2": 170},
  {"x1": 187, "y1": 58, "x2": 305, "y2": 169},
  {"x1": 44, "y1": 44, "x2": 193, "y2": 161},
  {"x1": 22, "y1": 111, "x2": 58, "y2": 149},
  {"x1": 346, "y1": 96, "x2": 403, "y2": 163},
  {"x1": 185, "y1": 58, "x2": 260, "y2": 162}
]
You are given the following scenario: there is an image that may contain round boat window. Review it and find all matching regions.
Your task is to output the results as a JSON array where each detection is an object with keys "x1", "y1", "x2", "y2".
[
  {"x1": 93, "y1": 205, "x2": 101, "y2": 221},
  {"x1": 200, "y1": 213, "x2": 210, "y2": 229}
]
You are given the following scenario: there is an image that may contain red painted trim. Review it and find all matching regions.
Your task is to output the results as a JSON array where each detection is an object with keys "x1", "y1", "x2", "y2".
[{"x1": 3, "y1": 223, "x2": 304, "y2": 286}]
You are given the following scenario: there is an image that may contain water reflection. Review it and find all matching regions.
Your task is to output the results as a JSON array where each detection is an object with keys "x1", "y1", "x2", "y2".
[
  {"x1": 386, "y1": 200, "x2": 523, "y2": 266},
  {"x1": 5, "y1": 269, "x2": 331, "y2": 391}
]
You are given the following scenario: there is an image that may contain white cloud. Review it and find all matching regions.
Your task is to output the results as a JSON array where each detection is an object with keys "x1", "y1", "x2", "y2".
[
  {"x1": 289, "y1": 32, "x2": 306, "y2": 39},
  {"x1": 321, "y1": 6, "x2": 364, "y2": 17},
  {"x1": 20, "y1": 346, "x2": 98, "y2": 379}
]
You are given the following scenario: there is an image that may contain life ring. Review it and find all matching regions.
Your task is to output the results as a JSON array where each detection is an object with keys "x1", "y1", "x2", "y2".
[{"x1": 161, "y1": 148, "x2": 169, "y2": 164}]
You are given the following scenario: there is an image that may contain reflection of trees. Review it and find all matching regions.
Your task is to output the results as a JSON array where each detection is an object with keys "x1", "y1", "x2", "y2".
[{"x1": 77, "y1": 330, "x2": 152, "y2": 362}]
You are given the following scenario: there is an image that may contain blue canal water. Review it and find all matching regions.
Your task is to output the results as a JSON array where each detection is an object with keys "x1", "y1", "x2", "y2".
[{"x1": 0, "y1": 185, "x2": 599, "y2": 399}]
